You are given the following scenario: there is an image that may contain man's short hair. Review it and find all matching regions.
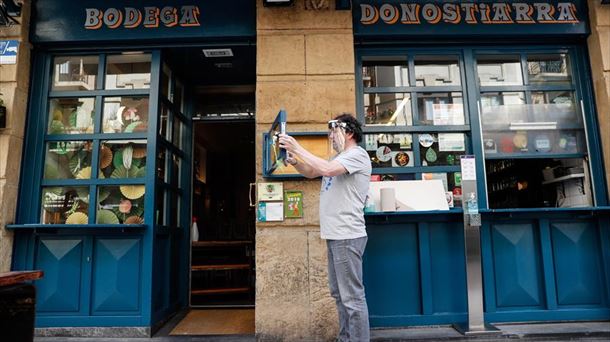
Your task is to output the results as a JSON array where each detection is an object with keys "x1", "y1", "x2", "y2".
[{"x1": 334, "y1": 113, "x2": 363, "y2": 143}]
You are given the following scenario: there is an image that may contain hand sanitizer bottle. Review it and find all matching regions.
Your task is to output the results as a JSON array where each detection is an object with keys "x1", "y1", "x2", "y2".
[
  {"x1": 466, "y1": 192, "x2": 478, "y2": 215},
  {"x1": 191, "y1": 217, "x2": 199, "y2": 242}
]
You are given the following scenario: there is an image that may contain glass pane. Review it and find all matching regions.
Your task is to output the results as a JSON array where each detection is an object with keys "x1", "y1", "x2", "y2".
[
  {"x1": 370, "y1": 174, "x2": 415, "y2": 182},
  {"x1": 480, "y1": 92, "x2": 526, "y2": 127},
  {"x1": 477, "y1": 55, "x2": 523, "y2": 86},
  {"x1": 365, "y1": 133, "x2": 413, "y2": 168},
  {"x1": 99, "y1": 140, "x2": 147, "y2": 178},
  {"x1": 170, "y1": 154, "x2": 181, "y2": 188},
  {"x1": 48, "y1": 98, "x2": 95, "y2": 134},
  {"x1": 41, "y1": 186, "x2": 89, "y2": 224},
  {"x1": 486, "y1": 158, "x2": 591, "y2": 209},
  {"x1": 364, "y1": 93, "x2": 412, "y2": 126},
  {"x1": 483, "y1": 130, "x2": 586, "y2": 155},
  {"x1": 362, "y1": 61, "x2": 409, "y2": 87},
  {"x1": 169, "y1": 192, "x2": 180, "y2": 228},
  {"x1": 102, "y1": 96, "x2": 149, "y2": 133},
  {"x1": 417, "y1": 92, "x2": 464, "y2": 126},
  {"x1": 414, "y1": 56, "x2": 461, "y2": 86},
  {"x1": 161, "y1": 63, "x2": 171, "y2": 99},
  {"x1": 174, "y1": 80, "x2": 184, "y2": 112},
  {"x1": 105, "y1": 54, "x2": 151, "y2": 89},
  {"x1": 419, "y1": 133, "x2": 467, "y2": 166},
  {"x1": 51, "y1": 56, "x2": 98, "y2": 91},
  {"x1": 527, "y1": 53, "x2": 572, "y2": 85},
  {"x1": 172, "y1": 116, "x2": 183, "y2": 148},
  {"x1": 44, "y1": 141, "x2": 92, "y2": 179},
  {"x1": 531, "y1": 91, "x2": 580, "y2": 125},
  {"x1": 157, "y1": 148, "x2": 167, "y2": 181},
  {"x1": 97, "y1": 185, "x2": 145, "y2": 224},
  {"x1": 160, "y1": 102, "x2": 169, "y2": 139},
  {"x1": 422, "y1": 172, "x2": 462, "y2": 207},
  {"x1": 156, "y1": 189, "x2": 166, "y2": 225}
]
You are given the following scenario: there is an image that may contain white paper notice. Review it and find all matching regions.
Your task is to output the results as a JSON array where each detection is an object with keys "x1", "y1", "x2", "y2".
[
  {"x1": 265, "y1": 202, "x2": 284, "y2": 221},
  {"x1": 438, "y1": 133, "x2": 465, "y2": 152},
  {"x1": 460, "y1": 156, "x2": 477, "y2": 181}
]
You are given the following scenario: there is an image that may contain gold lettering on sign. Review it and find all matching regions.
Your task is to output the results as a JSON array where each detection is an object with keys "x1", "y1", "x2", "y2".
[{"x1": 85, "y1": 6, "x2": 200, "y2": 29}]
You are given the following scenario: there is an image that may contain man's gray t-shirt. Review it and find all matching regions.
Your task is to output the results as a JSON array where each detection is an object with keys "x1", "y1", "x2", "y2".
[{"x1": 319, "y1": 146, "x2": 372, "y2": 240}]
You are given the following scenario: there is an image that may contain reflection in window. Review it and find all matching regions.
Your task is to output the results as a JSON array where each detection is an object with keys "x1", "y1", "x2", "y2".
[
  {"x1": 477, "y1": 55, "x2": 523, "y2": 86},
  {"x1": 161, "y1": 63, "x2": 171, "y2": 99},
  {"x1": 362, "y1": 61, "x2": 409, "y2": 87},
  {"x1": 102, "y1": 96, "x2": 149, "y2": 133},
  {"x1": 480, "y1": 92, "x2": 526, "y2": 126},
  {"x1": 99, "y1": 140, "x2": 147, "y2": 178},
  {"x1": 157, "y1": 148, "x2": 167, "y2": 181},
  {"x1": 365, "y1": 133, "x2": 413, "y2": 168},
  {"x1": 41, "y1": 186, "x2": 89, "y2": 224},
  {"x1": 415, "y1": 56, "x2": 461, "y2": 86},
  {"x1": 44, "y1": 141, "x2": 92, "y2": 179},
  {"x1": 174, "y1": 80, "x2": 184, "y2": 112},
  {"x1": 173, "y1": 116, "x2": 183, "y2": 148},
  {"x1": 364, "y1": 93, "x2": 412, "y2": 126},
  {"x1": 417, "y1": 92, "x2": 464, "y2": 125},
  {"x1": 531, "y1": 91, "x2": 578, "y2": 124},
  {"x1": 418, "y1": 133, "x2": 466, "y2": 166},
  {"x1": 483, "y1": 130, "x2": 585, "y2": 155},
  {"x1": 105, "y1": 53, "x2": 151, "y2": 89},
  {"x1": 48, "y1": 98, "x2": 95, "y2": 134},
  {"x1": 52, "y1": 56, "x2": 98, "y2": 91},
  {"x1": 422, "y1": 172, "x2": 462, "y2": 207},
  {"x1": 527, "y1": 54, "x2": 572, "y2": 85},
  {"x1": 97, "y1": 186, "x2": 145, "y2": 224}
]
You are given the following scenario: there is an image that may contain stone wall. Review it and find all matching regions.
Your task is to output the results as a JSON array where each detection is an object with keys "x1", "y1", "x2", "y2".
[
  {"x1": 255, "y1": 0, "x2": 355, "y2": 340},
  {"x1": 0, "y1": 0, "x2": 31, "y2": 272},
  {"x1": 587, "y1": 1, "x2": 610, "y2": 198}
]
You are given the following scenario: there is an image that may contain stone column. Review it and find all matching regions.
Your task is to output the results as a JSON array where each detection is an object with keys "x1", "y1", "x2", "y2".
[
  {"x1": 0, "y1": 0, "x2": 31, "y2": 272},
  {"x1": 587, "y1": 1, "x2": 610, "y2": 198},
  {"x1": 255, "y1": 0, "x2": 355, "y2": 340}
]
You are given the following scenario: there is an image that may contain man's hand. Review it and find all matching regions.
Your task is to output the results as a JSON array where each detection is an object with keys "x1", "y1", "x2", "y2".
[
  {"x1": 278, "y1": 134, "x2": 300, "y2": 153},
  {"x1": 284, "y1": 152, "x2": 298, "y2": 166}
]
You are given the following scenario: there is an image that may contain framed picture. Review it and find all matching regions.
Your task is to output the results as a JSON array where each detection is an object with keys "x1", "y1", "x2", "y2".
[{"x1": 284, "y1": 191, "x2": 303, "y2": 218}]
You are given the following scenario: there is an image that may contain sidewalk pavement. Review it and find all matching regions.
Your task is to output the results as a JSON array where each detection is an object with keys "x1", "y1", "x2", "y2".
[{"x1": 34, "y1": 321, "x2": 610, "y2": 342}]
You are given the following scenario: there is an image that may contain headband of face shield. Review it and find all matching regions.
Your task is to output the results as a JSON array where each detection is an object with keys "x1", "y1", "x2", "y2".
[{"x1": 327, "y1": 120, "x2": 348, "y2": 156}]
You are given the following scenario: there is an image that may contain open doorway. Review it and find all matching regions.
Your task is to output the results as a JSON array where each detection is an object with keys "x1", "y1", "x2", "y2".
[{"x1": 162, "y1": 46, "x2": 256, "y2": 335}]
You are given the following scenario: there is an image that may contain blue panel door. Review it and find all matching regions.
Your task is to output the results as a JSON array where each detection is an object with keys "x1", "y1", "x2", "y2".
[
  {"x1": 491, "y1": 222, "x2": 544, "y2": 309},
  {"x1": 91, "y1": 237, "x2": 142, "y2": 314},
  {"x1": 35, "y1": 237, "x2": 85, "y2": 313},
  {"x1": 551, "y1": 221, "x2": 604, "y2": 306},
  {"x1": 364, "y1": 223, "x2": 421, "y2": 319}
]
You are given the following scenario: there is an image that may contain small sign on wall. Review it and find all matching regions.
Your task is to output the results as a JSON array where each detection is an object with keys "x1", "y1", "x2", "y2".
[
  {"x1": 257, "y1": 182, "x2": 283, "y2": 201},
  {"x1": 257, "y1": 202, "x2": 284, "y2": 222},
  {"x1": 0, "y1": 40, "x2": 18, "y2": 65},
  {"x1": 284, "y1": 191, "x2": 303, "y2": 218}
]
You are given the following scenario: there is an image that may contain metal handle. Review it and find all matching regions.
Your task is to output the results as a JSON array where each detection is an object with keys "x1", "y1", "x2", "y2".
[
  {"x1": 249, "y1": 183, "x2": 256, "y2": 207},
  {"x1": 86, "y1": 256, "x2": 91, "y2": 263},
  {"x1": 580, "y1": 100, "x2": 596, "y2": 206}
]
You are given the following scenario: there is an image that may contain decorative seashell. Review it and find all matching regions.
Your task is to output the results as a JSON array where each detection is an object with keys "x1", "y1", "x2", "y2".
[
  {"x1": 100, "y1": 146, "x2": 113, "y2": 169},
  {"x1": 124, "y1": 216, "x2": 144, "y2": 225},
  {"x1": 97, "y1": 209, "x2": 119, "y2": 224},
  {"x1": 120, "y1": 185, "x2": 145, "y2": 200},
  {"x1": 66, "y1": 212, "x2": 88, "y2": 225},
  {"x1": 123, "y1": 146, "x2": 133, "y2": 169},
  {"x1": 132, "y1": 147, "x2": 147, "y2": 159},
  {"x1": 76, "y1": 166, "x2": 92, "y2": 179}
]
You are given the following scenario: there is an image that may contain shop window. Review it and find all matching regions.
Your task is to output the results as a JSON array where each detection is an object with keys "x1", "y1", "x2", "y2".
[
  {"x1": 418, "y1": 133, "x2": 468, "y2": 167},
  {"x1": 157, "y1": 148, "x2": 167, "y2": 181},
  {"x1": 362, "y1": 60, "x2": 409, "y2": 88},
  {"x1": 476, "y1": 55, "x2": 523, "y2": 86},
  {"x1": 414, "y1": 56, "x2": 461, "y2": 86},
  {"x1": 102, "y1": 96, "x2": 149, "y2": 133},
  {"x1": 416, "y1": 92, "x2": 464, "y2": 126},
  {"x1": 51, "y1": 56, "x2": 98, "y2": 92},
  {"x1": 364, "y1": 93, "x2": 412, "y2": 126},
  {"x1": 105, "y1": 54, "x2": 152, "y2": 90},
  {"x1": 161, "y1": 63, "x2": 171, "y2": 99},
  {"x1": 48, "y1": 98, "x2": 95, "y2": 134},
  {"x1": 44, "y1": 141, "x2": 92, "y2": 179},
  {"x1": 37, "y1": 53, "x2": 151, "y2": 225},
  {"x1": 365, "y1": 133, "x2": 413, "y2": 168},
  {"x1": 477, "y1": 52, "x2": 592, "y2": 209}
]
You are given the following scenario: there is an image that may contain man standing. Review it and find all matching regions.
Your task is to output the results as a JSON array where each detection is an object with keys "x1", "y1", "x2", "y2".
[{"x1": 279, "y1": 113, "x2": 372, "y2": 342}]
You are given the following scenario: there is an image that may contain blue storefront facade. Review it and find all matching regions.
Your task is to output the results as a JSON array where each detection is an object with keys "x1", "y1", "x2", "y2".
[{"x1": 4, "y1": 0, "x2": 610, "y2": 338}]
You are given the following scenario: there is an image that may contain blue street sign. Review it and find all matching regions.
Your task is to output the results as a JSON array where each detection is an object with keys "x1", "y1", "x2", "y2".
[{"x1": 0, "y1": 40, "x2": 19, "y2": 64}]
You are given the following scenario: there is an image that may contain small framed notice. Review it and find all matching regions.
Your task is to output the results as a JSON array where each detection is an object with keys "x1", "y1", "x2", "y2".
[
  {"x1": 257, "y1": 182, "x2": 283, "y2": 201},
  {"x1": 257, "y1": 202, "x2": 284, "y2": 222},
  {"x1": 284, "y1": 191, "x2": 303, "y2": 218}
]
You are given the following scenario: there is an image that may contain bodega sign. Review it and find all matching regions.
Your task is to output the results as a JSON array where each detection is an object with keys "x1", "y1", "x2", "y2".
[
  {"x1": 84, "y1": 6, "x2": 200, "y2": 30},
  {"x1": 31, "y1": 0, "x2": 255, "y2": 43},
  {"x1": 353, "y1": 0, "x2": 588, "y2": 37}
]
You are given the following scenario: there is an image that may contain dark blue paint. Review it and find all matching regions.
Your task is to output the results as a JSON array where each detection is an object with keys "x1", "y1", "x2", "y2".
[{"x1": 32, "y1": 0, "x2": 255, "y2": 43}]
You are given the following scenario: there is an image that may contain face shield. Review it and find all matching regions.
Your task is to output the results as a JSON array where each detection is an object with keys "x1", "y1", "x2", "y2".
[{"x1": 328, "y1": 120, "x2": 347, "y2": 158}]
